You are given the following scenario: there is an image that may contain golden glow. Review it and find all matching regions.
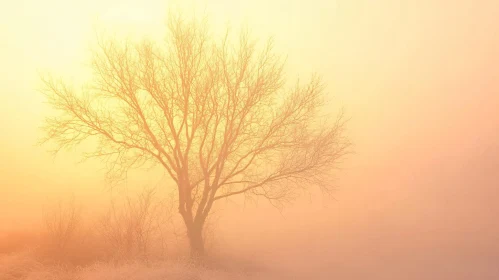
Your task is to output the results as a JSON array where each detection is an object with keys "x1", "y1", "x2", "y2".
[{"x1": 2, "y1": 0, "x2": 499, "y2": 277}]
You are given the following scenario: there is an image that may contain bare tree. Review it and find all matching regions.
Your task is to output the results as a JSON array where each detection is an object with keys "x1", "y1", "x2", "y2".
[{"x1": 40, "y1": 14, "x2": 350, "y2": 258}]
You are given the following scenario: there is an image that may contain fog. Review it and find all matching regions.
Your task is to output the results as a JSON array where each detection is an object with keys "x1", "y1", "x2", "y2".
[{"x1": 1, "y1": 0, "x2": 499, "y2": 279}]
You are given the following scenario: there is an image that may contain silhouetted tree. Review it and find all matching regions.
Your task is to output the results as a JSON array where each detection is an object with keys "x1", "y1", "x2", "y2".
[{"x1": 40, "y1": 14, "x2": 350, "y2": 258}]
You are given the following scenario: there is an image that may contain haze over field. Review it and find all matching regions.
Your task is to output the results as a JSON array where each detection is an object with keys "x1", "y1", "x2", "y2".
[{"x1": 1, "y1": 0, "x2": 499, "y2": 279}]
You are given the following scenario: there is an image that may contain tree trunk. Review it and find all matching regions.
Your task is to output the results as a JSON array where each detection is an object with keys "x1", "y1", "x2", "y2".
[{"x1": 187, "y1": 223, "x2": 205, "y2": 260}]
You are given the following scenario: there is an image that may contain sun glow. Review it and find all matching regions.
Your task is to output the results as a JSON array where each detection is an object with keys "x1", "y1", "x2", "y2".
[
  {"x1": 97, "y1": 1, "x2": 167, "y2": 32},
  {"x1": 2, "y1": 0, "x2": 499, "y2": 278}
]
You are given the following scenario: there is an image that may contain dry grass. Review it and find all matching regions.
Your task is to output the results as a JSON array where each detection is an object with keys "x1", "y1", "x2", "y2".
[{"x1": 0, "y1": 250, "x2": 280, "y2": 280}]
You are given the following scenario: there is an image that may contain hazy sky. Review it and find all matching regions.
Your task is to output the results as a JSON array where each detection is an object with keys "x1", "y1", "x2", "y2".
[{"x1": 1, "y1": 0, "x2": 499, "y2": 278}]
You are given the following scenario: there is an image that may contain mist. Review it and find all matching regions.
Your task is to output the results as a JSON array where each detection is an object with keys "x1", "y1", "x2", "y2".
[{"x1": 1, "y1": 0, "x2": 499, "y2": 279}]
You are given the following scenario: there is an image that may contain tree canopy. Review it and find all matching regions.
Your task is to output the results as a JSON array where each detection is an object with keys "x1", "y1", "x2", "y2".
[{"x1": 40, "y1": 15, "x2": 350, "y2": 256}]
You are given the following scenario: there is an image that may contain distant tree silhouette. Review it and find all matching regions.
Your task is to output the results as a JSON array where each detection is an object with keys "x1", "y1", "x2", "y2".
[
  {"x1": 40, "y1": 13, "x2": 350, "y2": 258},
  {"x1": 43, "y1": 195, "x2": 82, "y2": 258},
  {"x1": 99, "y1": 188, "x2": 165, "y2": 261}
]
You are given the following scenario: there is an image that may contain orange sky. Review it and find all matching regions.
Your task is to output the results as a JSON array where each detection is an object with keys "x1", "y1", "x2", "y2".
[{"x1": 1, "y1": 0, "x2": 499, "y2": 278}]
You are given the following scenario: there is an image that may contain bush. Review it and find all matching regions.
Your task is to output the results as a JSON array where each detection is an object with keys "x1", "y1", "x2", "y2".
[{"x1": 98, "y1": 188, "x2": 175, "y2": 262}]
